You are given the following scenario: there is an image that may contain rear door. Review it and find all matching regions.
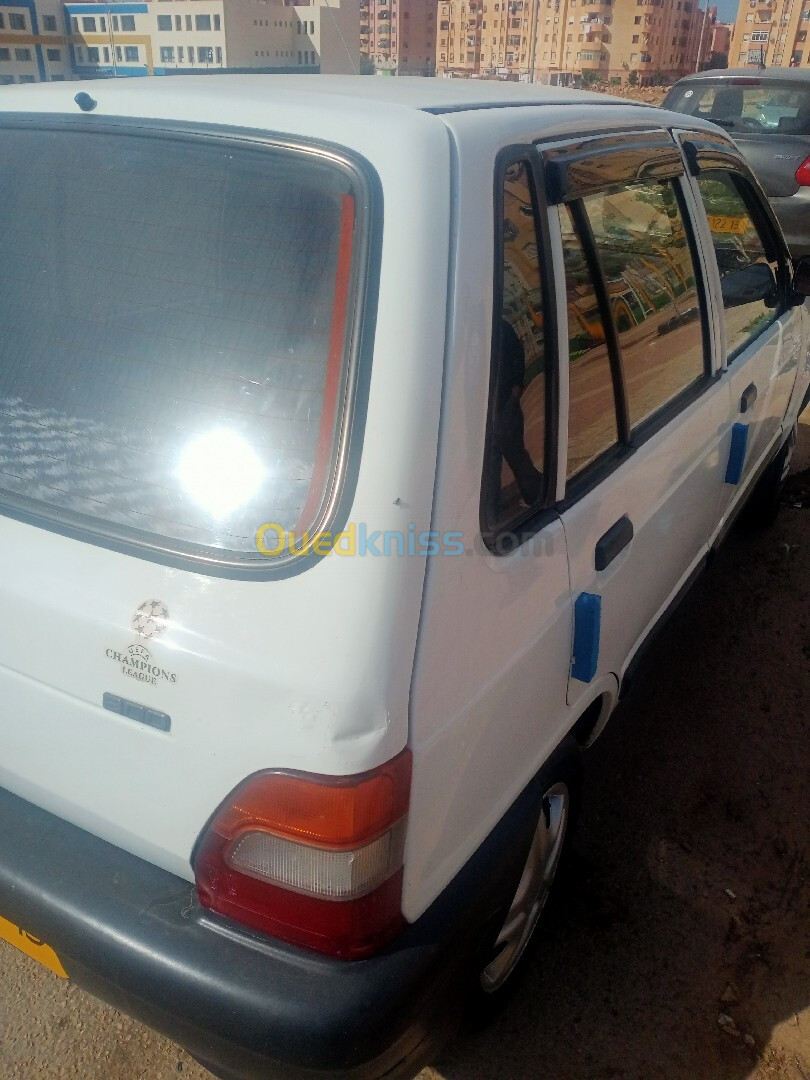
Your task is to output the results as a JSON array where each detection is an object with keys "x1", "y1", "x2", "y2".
[{"x1": 537, "y1": 132, "x2": 731, "y2": 704}]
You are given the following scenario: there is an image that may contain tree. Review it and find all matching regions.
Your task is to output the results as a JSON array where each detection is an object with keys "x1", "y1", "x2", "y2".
[{"x1": 628, "y1": 69, "x2": 638, "y2": 86}]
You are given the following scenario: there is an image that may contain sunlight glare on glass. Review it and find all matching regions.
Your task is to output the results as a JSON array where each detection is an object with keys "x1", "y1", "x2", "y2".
[{"x1": 176, "y1": 429, "x2": 265, "y2": 519}]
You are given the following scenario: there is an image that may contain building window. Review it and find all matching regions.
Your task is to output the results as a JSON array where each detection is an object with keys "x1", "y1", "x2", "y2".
[
  {"x1": 214, "y1": 14, "x2": 221, "y2": 30},
  {"x1": 195, "y1": 14, "x2": 211, "y2": 30},
  {"x1": 121, "y1": 15, "x2": 135, "y2": 31},
  {"x1": 19, "y1": 73, "x2": 35, "y2": 82},
  {"x1": 14, "y1": 47, "x2": 32, "y2": 60},
  {"x1": 198, "y1": 45, "x2": 213, "y2": 62},
  {"x1": 178, "y1": 46, "x2": 184, "y2": 61},
  {"x1": 115, "y1": 45, "x2": 122, "y2": 60},
  {"x1": 100, "y1": 17, "x2": 106, "y2": 31},
  {"x1": 216, "y1": 45, "x2": 222, "y2": 62},
  {"x1": 124, "y1": 45, "x2": 139, "y2": 61},
  {"x1": 310, "y1": 19, "x2": 314, "y2": 32},
  {"x1": 44, "y1": 15, "x2": 57, "y2": 31},
  {"x1": 46, "y1": 47, "x2": 61, "y2": 60},
  {"x1": 160, "y1": 45, "x2": 174, "y2": 62},
  {"x1": 157, "y1": 15, "x2": 172, "y2": 31},
  {"x1": 103, "y1": 45, "x2": 109, "y2": 61},
  {"x1": 188, "y1": 44, "x2": 194, "y2": 58},
  {"x1": 82, "y1": 16, "x2": 96, "y2": 31},
  {"x1": 10, "y1": 13, "x2": 26, "y2": 30},
  {"x1": 175, "y1": 15, "x2": 181, "y2": 30},
  {"x1": 51, "y1": 74, "x2": 65, "y2": 80},
  {"x1": 185, "y1": 14, "x2": 192, "y2": 30},
  {"x1": 0, "y1": 14, "x2": 4, "y2": 29},
  {"x1": 87, "y1": 46, "x2": 100, "y2": 62},
  {"x1": 0, "y1": 48, "x2": 9, "y2": 61},
  {"x1": 298, "y1": 49, "x2": 302, "y2": 62}
]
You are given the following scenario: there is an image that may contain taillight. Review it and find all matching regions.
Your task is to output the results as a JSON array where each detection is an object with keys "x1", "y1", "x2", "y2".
[
  {"x1": 193, "y1": 749, "x2": 412, "y2": 959},
  {"x1": 796, "y1": 157, "x2": 810, "y2": 187}
]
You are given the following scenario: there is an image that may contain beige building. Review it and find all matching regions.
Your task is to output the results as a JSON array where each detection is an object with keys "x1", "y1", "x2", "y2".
[
  {"x1": 0, "y1": 0, "x2": 72, "y2": 84},
  {"x1": 359, "y1": 0, "x2": 436, "y2": 75},
  {"x1": 0, "y1": 0, "x2": 358, "y2": 85},
  {"x1": 730, "y1": 0, "x2": 810, "y2": 69},
  {"x1": 437, "y1": 0, "x2": 714, "y2": 86}
]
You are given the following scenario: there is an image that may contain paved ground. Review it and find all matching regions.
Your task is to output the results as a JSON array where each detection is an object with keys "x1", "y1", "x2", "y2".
[{"x1": 1, "y1": 413, "x2": 808, "y2": 1080}]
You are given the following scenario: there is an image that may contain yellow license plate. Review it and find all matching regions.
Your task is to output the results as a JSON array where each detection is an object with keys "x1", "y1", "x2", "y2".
[{"x1": 0, "y1": 914, "x2": 67, "y2": 978}]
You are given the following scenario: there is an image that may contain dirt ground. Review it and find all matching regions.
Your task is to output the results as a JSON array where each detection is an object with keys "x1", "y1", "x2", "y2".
[{"x1": 0, "y1": 414, "x2": 808, "y2": 1080}]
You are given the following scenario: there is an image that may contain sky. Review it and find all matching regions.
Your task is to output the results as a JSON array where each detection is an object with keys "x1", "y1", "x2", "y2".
[{"x1": 714, "y1": 0, "x2": 739, "y2": 24}]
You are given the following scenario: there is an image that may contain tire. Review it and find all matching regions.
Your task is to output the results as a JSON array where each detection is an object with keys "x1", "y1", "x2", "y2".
[
  {"x1": 468, "y1": 737, "x2": 582, "y2": 1019},
  {"x1": 742, "y1": 429, "x2": 796, "y2": 529}
]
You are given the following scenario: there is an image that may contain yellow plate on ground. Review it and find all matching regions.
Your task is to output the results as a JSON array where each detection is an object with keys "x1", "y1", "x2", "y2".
[{"x1": 0, "y1": 914, "x2": 67, "y2": 978}]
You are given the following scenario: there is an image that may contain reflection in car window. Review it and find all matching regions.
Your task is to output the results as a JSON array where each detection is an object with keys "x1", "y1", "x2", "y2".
[
  {"x1": 560, "y1": 206, "x2": 619, "y2": 480},
  {"x1": 668, "y1": 82, "x2": 810, "y2": 135},
  {"x1": 581, "y1": 180, "x2": 705, "y2": 431},
  {"x1": 485, "y1": 160, "x2": 546, "y2": 530},
  {"x1": 697, "y1": 171, "x2": 780, "y2": 358}
]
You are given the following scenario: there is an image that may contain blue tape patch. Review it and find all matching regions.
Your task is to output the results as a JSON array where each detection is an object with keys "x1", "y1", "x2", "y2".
[
  {"x1": 725, "y1": 422, "x2": 749, "y2": 485},
  {"x1": 571, "y1": 592, "x2": 602, "y2": 684}
]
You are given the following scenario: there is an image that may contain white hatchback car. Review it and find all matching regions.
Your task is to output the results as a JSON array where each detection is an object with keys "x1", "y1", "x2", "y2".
[{"x1": 0, "y1": 76, "x2": 807, "y2": 1080}]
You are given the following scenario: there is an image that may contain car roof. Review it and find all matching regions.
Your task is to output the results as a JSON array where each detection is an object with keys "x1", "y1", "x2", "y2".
[
  {"x1": 0, "y1": 73, "x2": 639, "y2": 118},
  {"x1": 672, "y1": 67, "x2": 810, "y2": 86}
]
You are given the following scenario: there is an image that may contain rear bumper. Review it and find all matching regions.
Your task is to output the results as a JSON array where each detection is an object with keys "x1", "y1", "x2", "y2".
[{"x1": 0, "y1": 781, "x2": 536, "y2": 1080}]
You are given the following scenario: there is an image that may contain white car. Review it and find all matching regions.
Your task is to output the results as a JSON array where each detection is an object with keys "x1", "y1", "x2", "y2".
[{"x1": 0, "y1": 76, "x2": 807, "y2": 1080}]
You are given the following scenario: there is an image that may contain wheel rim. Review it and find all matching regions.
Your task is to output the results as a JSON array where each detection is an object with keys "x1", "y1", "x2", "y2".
[{"x1": 480, "y1": 781, "x2": 569, "y2": 994}]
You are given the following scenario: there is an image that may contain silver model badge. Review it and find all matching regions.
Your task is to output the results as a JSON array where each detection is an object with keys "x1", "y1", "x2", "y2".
[{"x1": 132, "y1": 599, "x2": 169, "y2": 640}]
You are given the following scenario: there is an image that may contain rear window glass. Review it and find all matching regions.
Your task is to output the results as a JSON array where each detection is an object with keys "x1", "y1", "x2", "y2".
[
  {"x1": 0, "y1": 127, "x2": 362, "y2": 564},
  {"x1": 667, "y1": 81, "x2": 810, "y2": 135}
]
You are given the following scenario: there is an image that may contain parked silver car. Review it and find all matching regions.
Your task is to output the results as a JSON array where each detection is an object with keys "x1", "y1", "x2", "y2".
[{"x1": 664, "y1": 69, "x2": 810, "y2": 259}]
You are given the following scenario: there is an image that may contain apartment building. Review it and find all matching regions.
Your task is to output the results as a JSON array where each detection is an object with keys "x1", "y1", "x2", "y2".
[
  {"x1": 0, "y1": 0, "x2": 358, "y2": 83},
  {"x1": 436, "y1": 0, "x2": 713, "y2": 85},
  {"x1": 0, "y1": 0, "x2": 72, "y2": 83},
  {"x1": 359, "y1": 0, "x2": 436, "y2": 74},
  {"x1": 730, "y1": 0, "x2": 810, "y2": 69}
]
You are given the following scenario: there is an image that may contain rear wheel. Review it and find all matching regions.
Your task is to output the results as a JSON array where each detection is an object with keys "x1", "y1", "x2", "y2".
[{"x1": 473, "y1": 740, "x2": 581, "y2": 1010}]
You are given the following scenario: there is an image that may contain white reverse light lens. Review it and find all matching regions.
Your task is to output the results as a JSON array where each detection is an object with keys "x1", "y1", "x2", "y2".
[
  {"x1": 176, "y1": 429, "x2": 265, "y2": 519},
  {"x1": 226, "y1": 822, "x2": 406, "y2": 900}
]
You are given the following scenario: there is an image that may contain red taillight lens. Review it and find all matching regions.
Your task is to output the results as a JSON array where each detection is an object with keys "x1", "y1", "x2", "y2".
[
  {"x1": 193, "y1": 750, "x2": 412, "y2": 959},
  {"x1": 796, "y1": 156, "x2": 810, "y2": 187}
]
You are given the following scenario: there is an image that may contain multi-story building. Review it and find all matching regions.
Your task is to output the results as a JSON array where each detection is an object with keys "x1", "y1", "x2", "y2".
[
  {"x1": 437, "y1": 0, "x2": 714, "y2": 85},
  {"x1": 359, "y1": 0, "x2": 435, "y2": 75},
  {"x1": 730, "y1": 0, "x2": 810, "y2": 69},
  {"x1": 0, "y1": 0, "x2": 358, "y2": 84},
  {"x1": 0, "y1": 0, "x2": 72, "y2": 83},
  {"x1": 710, "y1": 17, "x2": 730, "y2": 55}
]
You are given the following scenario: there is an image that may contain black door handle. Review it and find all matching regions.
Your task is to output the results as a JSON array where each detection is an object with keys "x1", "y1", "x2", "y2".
[
  {"x1": 595, "y1": 515, "x2": 634, "y2": 571},
  {"x1": 740, "y1": 383, "x2": 758, "y2": 414}
]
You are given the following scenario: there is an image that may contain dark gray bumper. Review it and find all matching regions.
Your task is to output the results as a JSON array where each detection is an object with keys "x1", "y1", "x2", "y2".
[
  {"x1": 771, "y1": 190, "x2": 810, "y2": 261},
  {"x1": 0, "y1": 781, "x2": 536, "y2": 1080}
]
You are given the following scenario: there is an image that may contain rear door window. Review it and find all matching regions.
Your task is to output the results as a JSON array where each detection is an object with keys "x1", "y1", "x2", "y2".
[
  {"x1": 0, "y1": 126, "x2": 367, "y2": 567},
  {"x1": 580, "y1": 180, "x2": 705, "y2": 432}
]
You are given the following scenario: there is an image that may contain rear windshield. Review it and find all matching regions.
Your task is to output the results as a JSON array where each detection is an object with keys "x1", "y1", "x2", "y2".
[
  {"x1": 667, "y1": 80, "x2": 810, "y2": 135},
  {"x1": 0, "y1": 126, "x2": 363, "y2": 565}
]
